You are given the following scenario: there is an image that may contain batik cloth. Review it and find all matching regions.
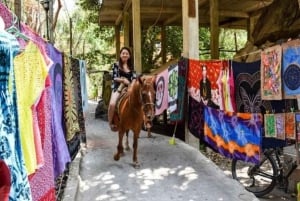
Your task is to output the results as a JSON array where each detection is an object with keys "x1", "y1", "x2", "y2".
[
  {"x1": 29, "y1": 79, "x2": 56, "y2": 201},
  {"x1": 264, "y1": 114, "x2": 276, "y2": 138},
  {"x1": 71, "y1": 58, "x2": 86, "y2": 144},
  {"x1": 261, "y1": 45, "x2": 282, "y2": 100},
  {"x1": 63, "y1": 55, "x2": 80, "y2": 138},
  {"x1": 275, "y1": 113, "x2": 285, "y2": 140},
  {"x1": 188, "y1": 96, "x2": 204, "y2": 139},
  {"x1": 204, "y1": 105, "x2": 262, "y2": 164},
  {"x1": 47, "y1": 44, "x2": 70, "y2": 178},
  {"x1": 0, "y1": 31, "x2": 32, "y2": 201},
  {"x1": 63, "y1": 55, "x2": 81, "y2": 160},
  {"x1": 282, "y1": 40, "x2": 300, "y2": 97},
  {"x1": 168, "y1": 63, "x2": 178, "y2": 113},
  {"x1": 14, "y1": 41, "x2": 48, "y2": 175},
  {"x1": 155, "y1": 68, "x2": 169, "y2": 115},
  {"x1": 170, "y1": 57, "x2": 188, "y2": 122},
  {"x1": 285, "y1": 112, "x2": 296, "y2": 139}
]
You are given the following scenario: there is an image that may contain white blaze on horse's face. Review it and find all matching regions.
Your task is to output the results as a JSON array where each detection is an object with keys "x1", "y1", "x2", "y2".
[{"x1": 140, "y1": 78, "x2": 156, "y2": 123}]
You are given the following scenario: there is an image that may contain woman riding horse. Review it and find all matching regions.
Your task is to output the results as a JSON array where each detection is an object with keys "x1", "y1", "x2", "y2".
[{"x1": 108, "y1": 47, "x2": 136, "y2": 132}]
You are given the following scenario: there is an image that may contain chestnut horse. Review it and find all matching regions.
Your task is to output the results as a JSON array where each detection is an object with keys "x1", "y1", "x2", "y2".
[{"x1": 112, "y1": 75, "x2": 156, "y2": 168}]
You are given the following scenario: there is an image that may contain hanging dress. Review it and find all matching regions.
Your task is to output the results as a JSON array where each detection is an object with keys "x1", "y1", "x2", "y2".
[
  {"x1": 14, "y1": 41, "x2": 48, "y2": 175},
  {"x1": 0, "y1": 31, "x2": 32, "y2": 200}
]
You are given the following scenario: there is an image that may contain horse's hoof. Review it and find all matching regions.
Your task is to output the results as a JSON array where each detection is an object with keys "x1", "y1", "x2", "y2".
[
  {"x1": 114, "y1": 154, "x2": 120, "y2": 161},
  {"x1": 125, "y1": 146, "x2": 130, "y2": 151},
  {"x1": 133, "y1": 162, "x2": 140, "y2": 169}
]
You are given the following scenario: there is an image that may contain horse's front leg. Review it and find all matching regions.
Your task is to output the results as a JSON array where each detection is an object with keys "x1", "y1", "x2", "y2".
[
  {"x1": 125, "y1": 130, "x2": 130, "y2": 151},
  {"x1": 114, "y1": 131, "x2": 125, "y2": 161},
  {"x1": 132, "y1": 131, "x2": 140, "y2": 168}
]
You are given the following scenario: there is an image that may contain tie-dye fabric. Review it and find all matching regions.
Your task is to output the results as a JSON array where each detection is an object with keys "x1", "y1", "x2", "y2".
[
  {"x1": 282, "y1": 40, "x2": 300, "y2": 97},
  {"x1": 0, "y1": 31, "x2": 32, "y2": 201},
  {"x1": 155, "y1": 68, "x2": 169, "y2": 115},
  {"x1": 204, "y1": 106, "x2": 262, "y2": 164},
  {"x1": 170, "y1": 57, "x2": 188, "y2": 122},
  {"x1": 168, "y1": 63, "x2": 178, "y2": 113}
]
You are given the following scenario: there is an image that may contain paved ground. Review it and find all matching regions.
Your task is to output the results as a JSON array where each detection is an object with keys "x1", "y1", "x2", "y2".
[{"x1": 62, "y1": 101, "x2": 295, "y2": 201}]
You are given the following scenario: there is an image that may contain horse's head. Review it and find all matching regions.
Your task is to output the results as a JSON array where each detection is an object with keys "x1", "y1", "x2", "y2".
[{"x1": 138, "y1": 75, "x2": 156, "y2": 129}]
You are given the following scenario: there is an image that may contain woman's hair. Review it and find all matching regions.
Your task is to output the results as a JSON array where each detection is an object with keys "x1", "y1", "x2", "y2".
[{"x1": 118, "y1": 46, "x2": 133, "y2": 71}]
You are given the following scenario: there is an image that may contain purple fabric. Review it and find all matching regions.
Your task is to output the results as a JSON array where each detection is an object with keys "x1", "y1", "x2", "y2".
[
  {"x1": 0, "y1": 3, "x2": 13, "y2": 29},
  {"x1": 47, "y1": 44, "x2": 70, "y2": 178}
]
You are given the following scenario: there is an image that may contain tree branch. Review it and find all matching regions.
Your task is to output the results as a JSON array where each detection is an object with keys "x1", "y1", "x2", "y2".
[{"x1": 52, "y1": 0, "x2": 62, "y2": 30}]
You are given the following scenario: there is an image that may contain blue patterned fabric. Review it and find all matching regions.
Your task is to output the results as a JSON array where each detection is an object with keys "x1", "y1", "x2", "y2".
[
  {"x1": 282, "y1": 45, "x2": 300, "y2": 96},
  {"x1": 0, "y1": 31, "x2": 32, "y2": 200},
  {"x1": 204, "y1": 106, "x2": 262, "y2": 164}
]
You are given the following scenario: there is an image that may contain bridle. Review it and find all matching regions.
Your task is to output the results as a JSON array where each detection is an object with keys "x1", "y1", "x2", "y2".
[{"x1": 139, "y1": 81, "x2": 155, "y2": 126}]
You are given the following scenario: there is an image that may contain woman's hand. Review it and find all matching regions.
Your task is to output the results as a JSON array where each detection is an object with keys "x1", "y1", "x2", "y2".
[{"x1": 114, "y1": 77, "x2": 130, "y2": 85}]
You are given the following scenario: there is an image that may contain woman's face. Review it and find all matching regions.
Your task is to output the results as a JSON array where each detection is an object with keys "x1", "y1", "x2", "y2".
[{"x1": 120, "y1": 49, "x2": 130, "y2": 63}]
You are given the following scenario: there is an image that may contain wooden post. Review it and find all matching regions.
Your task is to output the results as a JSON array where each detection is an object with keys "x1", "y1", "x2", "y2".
[
  {"x1": 161, "y1": 25, "x2": 166, "y2": 64},
  {"x1": 123, "y1": 12, "x2": 130, "y2": 48},
  {"x1": 182, "y1": 0, "x2": 199, "y2": 149},
  {"x1": 247, "y1": 16, "x2": 255, "y2": 43},
  {"x1": 115, "y1": 25, "x2": 120, "y2": 60},
  {"x1": 70, "y1": 18, "x2": 73, "y2": 56},
  {"x1": 132, "y1": 0, "x2": 142, "y2": 73},
  {"x1": 14, "y1": 0, "x2": 21, "y2": 21},
  {"x1": 210, "y1": 0, "x2": 219, "y2": 59}
]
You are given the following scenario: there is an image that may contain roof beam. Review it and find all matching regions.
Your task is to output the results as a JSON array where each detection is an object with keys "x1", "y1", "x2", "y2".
[
  {"x1": 163, "y1": 13, "x2": 182, "y2": 25},
  {"x1": 115, "y1": 0, "x2": 132, "y2": 25}
]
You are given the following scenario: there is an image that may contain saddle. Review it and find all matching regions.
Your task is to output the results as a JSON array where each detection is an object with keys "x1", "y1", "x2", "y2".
[{"x1": 113, "y1": 84, "x2": 128, "y2": 123}]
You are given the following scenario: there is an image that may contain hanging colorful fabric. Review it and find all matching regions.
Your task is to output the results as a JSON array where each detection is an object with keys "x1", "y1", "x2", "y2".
[
  {"x1": 285, "y1": 112, "x2": 296, "y2": 139},
  {"x1": 204, "y1": 105, "x2": 262, "y2": 164},
  {"x1": 168, "y1": 63, "x2": 178, "y2": 113},
  {"x1": 170, "y1": 57, "x2": 188, "y2": 122},
  {"x1": 261, "y1": 45, "x2": 282, "y2": 100},
  {"x1": 275, "y1": 113, "x2": 285, "y2": 140},
  {"x1": 296, "y1": 112, "x2": 300, "y2": 142},
  {"x1": 264, "y1": 113, "x2": 276, "y2": 138},
  {"x1": 155, "y1": 68, "x2": 169, "y2": 115},
  {"x1": 282, "y1": 39, "x2": 300, "y2": 98}
]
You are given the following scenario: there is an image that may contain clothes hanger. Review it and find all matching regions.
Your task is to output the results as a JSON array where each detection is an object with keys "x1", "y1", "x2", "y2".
[{"x1": 5, "y1": 11, "x2": 30, "y2": 41}]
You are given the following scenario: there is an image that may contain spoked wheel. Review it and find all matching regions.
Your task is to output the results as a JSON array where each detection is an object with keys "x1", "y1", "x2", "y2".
[{"x1": 231, "y1": 152, "x2": 278, "y2": 197}]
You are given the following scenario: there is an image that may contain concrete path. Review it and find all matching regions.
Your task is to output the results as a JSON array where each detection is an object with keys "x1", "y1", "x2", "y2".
[{"x1": 63, "y1": 101, "x2": 259, "y2": 201}]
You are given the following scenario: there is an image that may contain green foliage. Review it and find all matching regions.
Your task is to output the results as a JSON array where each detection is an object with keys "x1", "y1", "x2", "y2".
[{"x1": 166, "y1": 26, "x2": 183, "y2": 59}]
